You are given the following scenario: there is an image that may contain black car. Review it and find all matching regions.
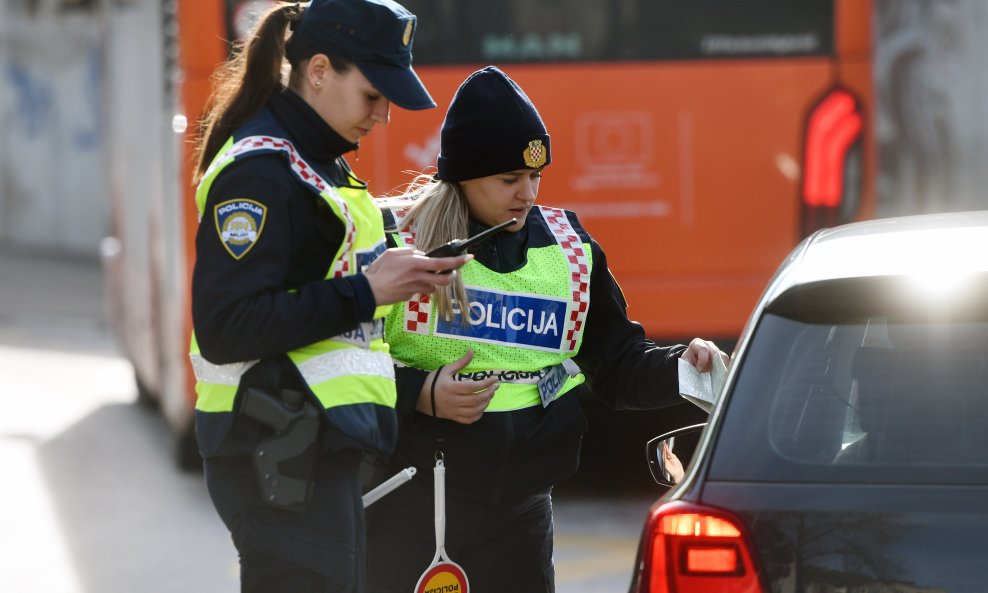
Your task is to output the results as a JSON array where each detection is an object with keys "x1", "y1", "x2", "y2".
[{"x1": 631, "y1": 211, "x2": 988, "y2": 593}]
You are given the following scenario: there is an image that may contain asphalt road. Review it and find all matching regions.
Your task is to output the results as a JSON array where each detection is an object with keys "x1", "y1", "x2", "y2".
[{"x1": 0, "y1": 247, "x2": 663, "y2": 592}]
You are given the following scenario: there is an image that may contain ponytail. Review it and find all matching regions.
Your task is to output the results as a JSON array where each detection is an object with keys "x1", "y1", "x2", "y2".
[{"x1": 193, "y1": 3, "x2": 302, "y2": 183}]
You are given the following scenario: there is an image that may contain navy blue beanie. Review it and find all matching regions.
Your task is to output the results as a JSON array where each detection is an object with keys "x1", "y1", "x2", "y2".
[{"x1": 436, "y1": 66, "x2": 551, "y2": 182}]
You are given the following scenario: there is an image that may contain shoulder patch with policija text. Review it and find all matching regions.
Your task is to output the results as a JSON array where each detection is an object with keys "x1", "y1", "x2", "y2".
[{"x1": 214, "y1": 199, "x2": 266, "y2": 259}]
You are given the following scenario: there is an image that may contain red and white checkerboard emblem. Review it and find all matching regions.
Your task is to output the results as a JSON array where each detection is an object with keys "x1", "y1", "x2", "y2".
[{"x1": 523, "y1": 139, "x2": 547, "y2": 168}]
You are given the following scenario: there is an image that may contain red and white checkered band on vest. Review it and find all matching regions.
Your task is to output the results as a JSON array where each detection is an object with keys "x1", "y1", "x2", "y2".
[
  {"x1": 538, "y1": 206, "x2": 590, "y2": 352},
  {"x1": 205, "y1": 135, "x2": 358, "y2": 278},
  {"x1": 395, "y1": 207, "x2": 591, "y2": 352},
  {"x1": 390, "y1": 206, "x2": 433, "y2": 335}
]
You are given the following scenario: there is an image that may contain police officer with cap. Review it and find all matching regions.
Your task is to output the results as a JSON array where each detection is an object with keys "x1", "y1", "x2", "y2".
[{"x1": 189, "y1": 1, "x2": 469, "y2": 590}]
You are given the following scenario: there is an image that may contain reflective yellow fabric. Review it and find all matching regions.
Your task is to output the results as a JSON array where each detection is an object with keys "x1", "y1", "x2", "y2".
[
  {"x1": 190, "y1": 136, "x2": 395, "y2": 420},
  {"x1": 386, "y1": 237, "x2": 592, "y2": 411}
]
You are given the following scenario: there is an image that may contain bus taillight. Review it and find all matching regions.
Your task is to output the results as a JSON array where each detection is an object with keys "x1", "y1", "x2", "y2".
[
  {"x1": 801, "y1": 87, "x2": 864, "y2": 237},
  {"x1": 633, "y1": 501, "x2": 765, "y2": 593}
]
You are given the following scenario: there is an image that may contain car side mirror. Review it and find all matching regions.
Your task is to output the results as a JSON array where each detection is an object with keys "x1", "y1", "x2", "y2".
[{"x1": 646, "y1": 423, "x2": 707, "y2": 486}]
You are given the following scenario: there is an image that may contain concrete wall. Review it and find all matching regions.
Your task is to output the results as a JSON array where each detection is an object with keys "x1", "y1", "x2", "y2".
[
  {"x1": 0, "y1": 0, "x2": 110, "y2": 257},
  {"x1": 874, "y1": 0, "x2": 988, "y2": 216}
]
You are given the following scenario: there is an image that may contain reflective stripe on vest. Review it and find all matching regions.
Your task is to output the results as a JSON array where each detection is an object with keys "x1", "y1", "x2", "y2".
[
  {"x1": 190, "y1": 136, "x2": 395, "y2": 436},
  {"x1": 385, "y1": 207, "x2": 591, "y2": 412},
  {"x1": 190, "y1": 345, "x2": 395, "y2": 412}
]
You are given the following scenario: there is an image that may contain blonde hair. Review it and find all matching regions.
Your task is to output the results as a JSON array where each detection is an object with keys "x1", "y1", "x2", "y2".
[{"x1": 381, "y1": 173, "x2": 471, "y2": 322}]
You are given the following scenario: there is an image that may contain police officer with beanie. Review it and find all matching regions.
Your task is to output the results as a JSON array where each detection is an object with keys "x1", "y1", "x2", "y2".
[
  {"x1": 367, "y1": 66, "x2": 727, "y2": 591},
  {"x1": 189, "y1": 1, "x2": 470, "y2": 590}
]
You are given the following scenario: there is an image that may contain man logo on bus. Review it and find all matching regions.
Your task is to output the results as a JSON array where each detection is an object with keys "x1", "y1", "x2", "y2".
[
  {"x1": 524, "y1": 139, "x2": 546, "y2": 168},
  {"x1": 214, "y1": 198, "x2": 267, "y2": 260}
]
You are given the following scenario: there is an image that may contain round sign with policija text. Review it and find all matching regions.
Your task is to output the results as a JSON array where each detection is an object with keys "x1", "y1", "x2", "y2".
[
  {"x1": 416, "y1": 457, "x2": 469, "y2": 593},
  {"x1": 415, "y1": 560, "x2": 468, "y2": 593}
]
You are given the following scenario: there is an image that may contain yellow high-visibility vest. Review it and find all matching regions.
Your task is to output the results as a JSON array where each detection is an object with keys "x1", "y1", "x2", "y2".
[
  {"x1": 190, "y1": 134, "x2": 395, "y2": 452},
  {"x1": 385, "y1": 206, "x2": 592, "y2": 411}
]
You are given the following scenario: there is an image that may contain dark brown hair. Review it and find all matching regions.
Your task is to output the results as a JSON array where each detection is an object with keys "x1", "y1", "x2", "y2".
[{"x1": 192, "y1": 2, "x2": 351, "y2": 183}]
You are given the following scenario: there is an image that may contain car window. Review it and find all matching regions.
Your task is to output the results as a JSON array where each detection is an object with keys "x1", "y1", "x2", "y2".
[{"x1": 709, "y1": 313, "x2": 988, "y2": 484}]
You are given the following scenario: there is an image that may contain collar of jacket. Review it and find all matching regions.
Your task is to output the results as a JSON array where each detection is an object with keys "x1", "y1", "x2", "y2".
[
  {"x1": 268, "y1": 87, "x2": 360, "y2": 176},
  {"x1": 468, "y1": 217, "x2": 530, "y2": 273}
]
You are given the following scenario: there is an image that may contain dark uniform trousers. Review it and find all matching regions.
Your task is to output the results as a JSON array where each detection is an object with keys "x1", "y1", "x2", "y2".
[
  {"x1": 204, "y1": 448, "x2": 365, "y2": 593},
  {"x1": 365, "y1": 473, "x2": 555, "y2": 593}
]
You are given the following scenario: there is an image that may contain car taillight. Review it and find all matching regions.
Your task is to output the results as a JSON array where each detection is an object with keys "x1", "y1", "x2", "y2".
[
  {"x1": 800, "y1": 86, "x2": 864, "y2": 237},
  {"x1": 635, "y1": 501, "x2": 765, "y2": 593}
]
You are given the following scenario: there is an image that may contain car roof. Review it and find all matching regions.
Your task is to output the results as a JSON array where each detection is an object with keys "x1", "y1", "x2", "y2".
[{"x1": 763, "y1": 210, "x2": 988, "y2": 305}]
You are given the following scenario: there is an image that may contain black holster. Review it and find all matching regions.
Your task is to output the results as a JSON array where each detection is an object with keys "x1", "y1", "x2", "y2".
[{"x1": 240, "y1": 387, "x2": 320, "y2": 512}]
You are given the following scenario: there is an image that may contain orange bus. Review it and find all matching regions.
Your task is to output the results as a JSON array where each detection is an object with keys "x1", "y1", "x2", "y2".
[
  {"x1": 104, "y1": 0, "x2": 874, "y2": 467},
  {"x1": 368, "y1": 0, "x2": 875, "y2": 340}
]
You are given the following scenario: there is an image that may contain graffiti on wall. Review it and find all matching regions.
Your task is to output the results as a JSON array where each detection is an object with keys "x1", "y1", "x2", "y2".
[
  {"x1": 4, "y1": 42, "x2": 102, "y2": 148},
  {"x1": 0, "y1": 11, "x2": 107, "y2": 253},
  {"x1": 5, "y1": 64, "x2": 53, "y2": 138}
]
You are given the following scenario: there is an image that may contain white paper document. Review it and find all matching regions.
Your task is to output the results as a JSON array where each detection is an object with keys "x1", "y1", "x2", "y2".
[{"x1": 677, "y1": 355, "x2": 729, "y2": 413}]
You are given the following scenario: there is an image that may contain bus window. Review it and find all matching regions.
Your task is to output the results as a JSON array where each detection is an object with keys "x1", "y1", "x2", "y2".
[{"x1": 405, "y1": 0, "x2": 834, "y2": 63}]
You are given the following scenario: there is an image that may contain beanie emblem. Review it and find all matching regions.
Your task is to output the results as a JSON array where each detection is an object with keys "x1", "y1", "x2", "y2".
[
  {"x1": 523, "y1": 139, "x2": 547, "y2": 168},
  {"x1": 402, "y1": 20, "x2": 413, "y2": 46}
]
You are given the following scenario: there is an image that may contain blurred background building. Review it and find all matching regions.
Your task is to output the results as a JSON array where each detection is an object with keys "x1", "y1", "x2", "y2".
[
  {"x1": 4, "y1": 0, "x2": 987, "y2": 258},
  {"x1": 873, "y1": 0, "x2": 988, "y2": 216}
]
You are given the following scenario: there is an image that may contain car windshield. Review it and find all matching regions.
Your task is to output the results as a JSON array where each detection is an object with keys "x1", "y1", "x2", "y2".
[{"x1": 709, "y1": 280, "x2": 988, "y2": 485}]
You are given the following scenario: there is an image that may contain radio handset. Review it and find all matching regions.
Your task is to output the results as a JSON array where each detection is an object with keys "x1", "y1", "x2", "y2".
[{"x1": 425, "y1": 218, "x2": 517, "y2": 273}]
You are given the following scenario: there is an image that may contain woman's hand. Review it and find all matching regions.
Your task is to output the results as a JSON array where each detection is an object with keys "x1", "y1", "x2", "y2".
[
  {"x1": 661, "y1": 441, "x2": 686, "y2": 484},
  {"x1": 363, "y1": 248, "x2": 471, "y2": 306},
  {"x1": 416, "y1": 349, "x2": 498, "y2": 424},
  {"x1": 681, "y1": 338, "x2": 730, "y2": 372}
]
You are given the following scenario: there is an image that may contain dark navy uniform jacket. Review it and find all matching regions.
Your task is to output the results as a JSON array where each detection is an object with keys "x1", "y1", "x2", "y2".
[
  {"x1": 192, "y1": 89, "x2": 378, "y2": 456},
  {"x1": 383, "y1": 208, "x2": 688, "y2": 503}
]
